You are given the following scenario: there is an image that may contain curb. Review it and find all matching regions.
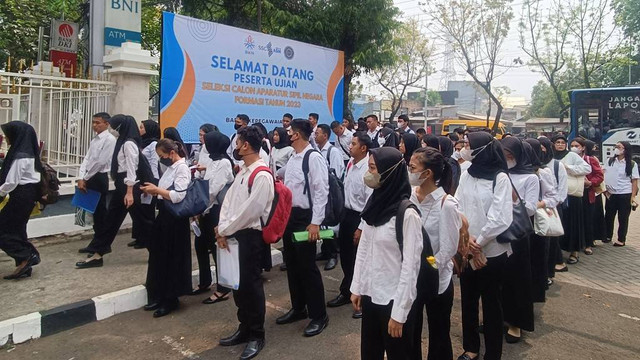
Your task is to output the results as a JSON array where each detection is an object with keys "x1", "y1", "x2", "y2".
[{"x1": 0, "y1": 247, "x2": 285, "y2": 347}]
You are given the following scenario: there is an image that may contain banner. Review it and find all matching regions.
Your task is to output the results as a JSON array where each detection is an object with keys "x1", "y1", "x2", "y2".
[
  {"x1": 50, "y1": 50, "x2": 77, "y2": 78},
  {"x1": 104, "y1": 0, "x2": 142, "y2": 47},
  {"x1": 160, "y1": 12, "x2": 344, "y2": 143},
  {"x1": 50, "y1": 20, "x2": 79, "y2": 53}
]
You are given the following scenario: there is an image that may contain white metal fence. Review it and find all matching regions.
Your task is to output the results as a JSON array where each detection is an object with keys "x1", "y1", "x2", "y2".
[{"x1": 0, "y1": 71, "x2": 116, "y2": 186}]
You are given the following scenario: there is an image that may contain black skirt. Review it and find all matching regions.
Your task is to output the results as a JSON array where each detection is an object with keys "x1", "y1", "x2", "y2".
[
  {"x1": 592, "y1": 194, "x2": 607, "y2": 241},
  {"x1": 146, "y1": 202, "x2": 192, "y2": 302},
  {"x1": 502, "y1": 236, "x2": 534, "y2": 331},
  {"x1": 0, "y1": 183, "x2": 40, "y2": 263},
  {"x1": 560, "y1": 196, "x2": 585, "y2": 252},
  {"x1": 530, "y1": 233, "x2": 549, "y2": 303}
]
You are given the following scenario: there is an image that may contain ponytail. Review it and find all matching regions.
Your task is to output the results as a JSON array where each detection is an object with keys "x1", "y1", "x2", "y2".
[
  {"x1": 413, "y1": 147, "x2": 454, "y2": 194},
  {"x1": 156, "y1": 138, "x2": 186, "y2": 158}
]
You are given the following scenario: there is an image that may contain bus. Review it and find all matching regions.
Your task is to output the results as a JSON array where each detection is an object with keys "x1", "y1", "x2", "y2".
[{"x1": 569, "y1": 87, "x2": 640, "y2": 163}]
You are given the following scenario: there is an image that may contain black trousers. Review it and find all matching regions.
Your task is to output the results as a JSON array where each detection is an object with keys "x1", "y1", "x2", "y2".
[
  {"x1": 283, "y1": 208, "x2": 327, "y2": 320},
  {"x1": 232, "y1": 229, "x2": 266, "y2": 341},
  {"x1": 0, "y1": 184, "x2": 40, "y2": 263},
  {"x1": 593, "y1": 194, "x2": 607, "y2": 241},
  {"x1": 411, "y1": 281, "x2": 454, "y2": 360},
  {"x1": 460, "y1": 253, "x2": 507, "y2": 360},
  {"x1": 605, "y1": 193, "x2": 633, "y2": 243},
  {"x1": 320, "y1": 236, "x2": 338, "y2": 259},
  {"x1": 194, "y1": 206, "x2": 230, "y2": 293},
  {"x1": 86, "y1": 173, "x2": 154, "y2": 255},
  {"x1": 339, "y1": 208, "x2": 361, "y2": 296},
  {"x1": 361, "y1": 296, "x2": 415, "y2": 360},
  {"x1": 86, "y1": 172, "x2": 109, "y2": 236}
]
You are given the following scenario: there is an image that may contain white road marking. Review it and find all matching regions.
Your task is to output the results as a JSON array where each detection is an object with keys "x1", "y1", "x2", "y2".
[
  {"x1": 265, "y1": 301, "x2": 288, "y2": 314},
  {"x1": 161, "y1": 336, "x2": 200, "y2": 359},
  {"x1": 618, "y1": 313, "x2": 640, "y2": 321},
  {"x1": 324, "y1": 275, "x2": 340, "y2": 282}
]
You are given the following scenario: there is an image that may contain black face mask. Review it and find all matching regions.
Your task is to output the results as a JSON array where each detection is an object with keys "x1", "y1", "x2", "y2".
[
  {"x1": 159, "y1": 157, "x2": 173, "y2": 167},
  {"x1": 232, "y1": 148, "x2": 242, "y2": 161},
  {"x1": 234, "y1": 123, "x2": 242, "y2": 131}
]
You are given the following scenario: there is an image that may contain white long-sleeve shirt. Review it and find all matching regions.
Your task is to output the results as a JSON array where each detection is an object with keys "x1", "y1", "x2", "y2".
[
  {"x1": 79, "y1": 130, "x2": 116, "y2": 181},
  {"x1": 343, "y1": 156, "x2": 373, "y2": 212},
  {"x1": 509, "y1": 173, "x2": 540, "y2": 217},
  {"x1": 217, "y1": 159, "x2": 275, "y2": 237},
  {"x1": 350, "y1": 209, "x2": 423, "y2": 323},
  {"x1": 335, "y1": 131, "x2": 353, "y2": 161},
  {"x1": 561, "y1": 152, "x2": 592, "y2": 176},
  {"x1": 157, "y1": 158, "x2": 190, "y2": 203},
  {"x1": 194, "y1": 146, "x2": 212, "y2": 180},
  {"x1": 546, "y1": 159, "x2": 568, "y2": 204},
  {"x1": 141, "y1": 141, "x2": 159, "y2": 180},
  {"x1": 538, "y1": 167, "x2": 559, "y2": 208},
  {"x1": 117, "y1": 141, "x2": 140, "y2": 186},
  {"x1": 455, "y1": 171, "x2": 513, "y2": 258},
  {"x1": 283, "y1": 144, "x2": 329, "y2": 225},
  {"x1": 0, "y1": 158, "x2": 41, "y2": 196},
  {"x1": 319, "y1": 142, "x2": 345, "y2": 178},
  {"x1": 270, "y1": 146, "x2": 294, "y2": 171},
  {"x1": 411, "y1": 187, "x2": 461, "y2": 294},
  {"x1": 205, "y1": 158, "x2": 234, "y2": 209}
]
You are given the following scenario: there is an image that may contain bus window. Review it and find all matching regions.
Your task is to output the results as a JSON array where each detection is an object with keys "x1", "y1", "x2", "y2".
[{"x1": 576, "y1": 107, "x2": 601, "y2": 145}]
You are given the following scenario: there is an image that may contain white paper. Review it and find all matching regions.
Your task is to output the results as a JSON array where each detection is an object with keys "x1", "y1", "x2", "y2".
[
  {"x1": 216, "y1": 239, "x2": 240, "y2": 290},
  {"x1": 140, "y1": 193, "x2": 153, "y2": 205}
]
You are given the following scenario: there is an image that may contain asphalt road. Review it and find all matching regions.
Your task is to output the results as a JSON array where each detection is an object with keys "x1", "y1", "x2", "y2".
[{"x1": 2, "y1": 264, "x2": 640, "y2": 360}]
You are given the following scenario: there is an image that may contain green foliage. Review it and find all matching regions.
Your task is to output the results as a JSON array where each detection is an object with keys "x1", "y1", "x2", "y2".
[
  {"x1": 613, "y1": 0, "x2": 640, "y2": 42},
  {"x1": 529, "y1": 80, "x2": 566, "y2": 118}
]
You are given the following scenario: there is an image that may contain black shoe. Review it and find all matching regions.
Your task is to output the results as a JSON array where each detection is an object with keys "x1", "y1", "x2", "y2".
[
  {"x1": 75, "y1": 258, "x2": 103, "y2": 269},
  {"x1": 303, "y1": 315, "x2": 328, "y2": 337},
  {"x1": 240, "y1": 339, "x2": 265, "y2": 360},
  {"x1": 352, "y1": 311, "x2": 362, "y2": 319},
  {"x1": 133, "y1": 242, "x2": 146, "y2": 249},
  {"x1": 202, "y1": 292, "x2": 230, "y2": 304},
  {"x1": 324, "y1": 257, "x2": 338, "y2": 271},
  {"x1": 276, "y1": 309, "x2": 308, "y2": 325},
  {"x1": 153, "y1": 301, "x2": 178, "y2": 318},
  {"x1": 219, "y1": 329, "x2": 249, "y2": 346},
  {"x1": 279, "y1": 263, "x2": 287, "y2": 271},
  {"x1": 27, "y1": 253, "x2": 41, "y2": 267},
  {"x1": 457, "y1": 353, "x2": 479, "y2": 360},
  {"x1": 505, "y1": 332, "x2": 521, "y2": 343},
  {"x1": 3, "y1": 266, "x2": 32, "y2": 280},
  {"x1": 127, "y1": 240, "x2": 137, "y2": 247},
  {"x1": 327, "y1": 294, "x2": 351, "y2": 308},
  {"x1": 602, "y1": 238, "x2": 612, "y2": 243},
  {"x1": 144, "y1": 302, "x2": 160, "y2": 311}
]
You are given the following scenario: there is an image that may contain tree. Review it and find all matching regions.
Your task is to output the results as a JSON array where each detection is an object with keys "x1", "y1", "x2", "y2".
[
  {"x1": 426, "y1": 0, "x2": 513, "y2": 133},
  {"x1": 372, "y1": 20, "x2": 432, "y2": 121},
  {"x1": 528, "y1": 80, "x2": 566, "y2": 118},
  {"x1": 612, "y1": 0, "x2": 640, "y2": 42}
]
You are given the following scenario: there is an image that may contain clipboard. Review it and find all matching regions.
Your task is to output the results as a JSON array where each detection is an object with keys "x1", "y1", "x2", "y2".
[{"x1": 71, "y1": 187, "x2": 101, "y2": 213}]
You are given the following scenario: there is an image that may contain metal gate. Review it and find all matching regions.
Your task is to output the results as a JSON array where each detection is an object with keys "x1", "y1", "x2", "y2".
[{"x1": 0, "y1": 71, "x2": 116, "y2": 187}]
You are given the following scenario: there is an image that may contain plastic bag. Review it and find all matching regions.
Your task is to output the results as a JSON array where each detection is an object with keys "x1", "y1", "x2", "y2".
[{"x1": 216, "y1": 238, "x2": 240, "y2": 290}]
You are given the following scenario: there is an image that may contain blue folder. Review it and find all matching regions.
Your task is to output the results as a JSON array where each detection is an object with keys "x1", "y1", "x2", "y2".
[{"x1": 71, "y1": 188, "x2": 101, "y2": 213}]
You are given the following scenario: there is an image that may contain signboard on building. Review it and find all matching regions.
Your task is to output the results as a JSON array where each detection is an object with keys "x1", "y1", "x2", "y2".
[
  {"x1": 50, "y1": 20, "x2": 79, "y2": 53},
  {"x1": 159, "y1": 12, "x2": 344, "y2": 143},
  {"x1": 104, "y1": 0, "x2": 142, "y2": 47},
  {"x1": 49, "y1": 50, "x2": 77, "y2": 77}
]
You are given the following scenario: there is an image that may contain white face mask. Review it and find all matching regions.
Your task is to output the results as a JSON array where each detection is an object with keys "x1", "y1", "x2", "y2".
[
  {"x1": 377, "y1": 135, "x2": 386, "y2": 147},
  {"x1": 451, "y1": 150, "x2": 461, "y2": 161},
  {"x1": 614, "y1": 148, "x2": 623, "y2": 156},
  {"x1": 570, "y1": 146, "x2": 581, "y2": 154},
  {"x1": 460, "y1": 148, "x2": 474, "y2": 161},
  {"x1": 507, "y1": 159, "x2": 517, "y2": 169},
  {"x1": 408, "y1": 170, "x2": 427, "y2": 186}
]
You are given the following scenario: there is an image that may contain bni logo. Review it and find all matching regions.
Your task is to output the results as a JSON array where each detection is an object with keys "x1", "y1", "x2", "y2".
[{"x1": 244, "y1": 35, "x2": 255, "y2": 50}]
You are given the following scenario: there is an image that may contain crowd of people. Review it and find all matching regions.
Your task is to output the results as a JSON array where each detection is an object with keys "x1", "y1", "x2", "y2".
[{"x1": 0, "y1": 112, "x2": 637, "y2": 360}]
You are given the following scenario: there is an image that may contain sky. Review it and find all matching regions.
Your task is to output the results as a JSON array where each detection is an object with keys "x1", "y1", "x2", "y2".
[{"x1": 354, "y1": 0, "x2": 561, "y2": 102}]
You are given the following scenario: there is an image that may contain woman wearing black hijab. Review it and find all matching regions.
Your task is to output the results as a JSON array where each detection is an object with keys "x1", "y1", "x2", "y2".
[
  {"x1": 133, "y1": 120, "x2": 161, "y2": 249},
  {"x1": 455, "y1": 131, "x2": 512, "y2": 360},
  {"x1": 270, "y1": 127, "x2": 294, "y2": 171},
  {"x1": 194, "y1": 131, "x2": 236, "y2": 303},
  {"x1": 500, "y1": 137, "x2": 539, "y2": 343},
  {"x1": 378, "y1": 127, "x2": 399, "y2": 148},
  {"x1": 77, "y1": 115, "x2": 155, "y2": 268},
  {"x1": 351, "y1": 147, "x2": 423, "y2": 360},
  {"x1": 195, "y1": 123, "x2": 218, "y2": 169},
  {"x1": 0, "y1": 121, "x2": 43, "y2": 279},
  {"x1": 399, "y1": 133, "x2": 419, "y2": 164},
  {"x1": 439, "y1": 135, "x2": 462, "y2": 194},
  {"x1": 163, "y1": 127, "x2": 190, "y2": 157},
  {"x1": 422, "y1": 134, "x2": 440, "y2": 150}
]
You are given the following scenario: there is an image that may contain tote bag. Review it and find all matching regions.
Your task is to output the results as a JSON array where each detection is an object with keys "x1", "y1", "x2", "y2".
[
  {"x1": 164, "y1": 178, "x2": 209, "y2": 218},
  {"x1": 534, "y1": 207, "x2": 564, "y2": 237}
]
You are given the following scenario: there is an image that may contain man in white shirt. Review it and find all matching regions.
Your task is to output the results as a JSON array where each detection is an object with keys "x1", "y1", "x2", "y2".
[
  {"x1": 326, "y1": 132, "x2": 373, "y2": 318},
  {"x1": 397, "y1": 114, "x2": 414, "y2": 134},
  {"x1": 77, "y1": 112, "x2": 116, "y2": 237},
  {"x1": 282, "y1": 113, "x2": 292, "y2": 132},
  {"x1": 216, "y1": 126, "x2": 274, "y2": 360},
  {"x1": 315, "y1": 124, "x2": 344, "y2": 270},
  {"x1": 365, "y1": 114, "x2": 382, "y2": 148},
  {"x1": 276, "y1": 119, "x2": 330, "y2": 337},
  {"x1": 330, "y1": 120, "x2": 353, "y2": 167},
  {"x1": 308, "y1": 112, "x2": 319, "y2": 149},
  {"x1": 227, "y1": 114, "x2": 250, "y2": 166}
]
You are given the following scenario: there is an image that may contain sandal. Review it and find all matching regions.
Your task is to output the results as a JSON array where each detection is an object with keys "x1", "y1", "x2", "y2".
[
  {"x1": 567, "y1": 256, "x2": 579, "y2": 264},
  {"x1": 190, "y1": 286, "x2": 211, "y2": 296},
  {"x1": 202, "y1": 292, "x2": 230, "y2": 304},
  {"x1": 584, "y1": 248, "x2": 593, "y2": 255},
  {"x1": 613, "y1": 241, "x2": 625, "y2": 247},
  {"x1": 555, "y1": 264, "x2": 568, "y2": 272}
]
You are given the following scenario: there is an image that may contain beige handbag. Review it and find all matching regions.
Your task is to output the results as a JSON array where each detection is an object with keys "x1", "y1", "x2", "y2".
[{"x1": 567, "y1": 175, "x2": 585, "y2": 197}]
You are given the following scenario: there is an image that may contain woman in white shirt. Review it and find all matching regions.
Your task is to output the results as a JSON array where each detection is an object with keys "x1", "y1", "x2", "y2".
[
  {"x1": 0, "y1": 121, "x2": 43, "y2": 280},
  {"x1": 269, "y1": 127, "x2": 294, "y2": 172},
  {"x1": 409, "y1": 147, "x2": 460, "y2": 360},
  {"x1": 140, "y1": 139, "x2": 192, "y2": 318},
  {"x1": 524, "y1": 138, "x2": 559, "y2": 302},
  {"x1": 604, "y1": 141, "x2": 639, "y2": 246},
  {"x1": 195, "y1": 131, "x2": 235, "y2": 304},
  {"x1": 552, "y1": 134, "x2": 591, "y2": 265},
  {"x1": 500, "y1": 138, "x2": 540, "y2": 344},
  {"x1": 455, "y1": 131, "x2": 512, "y2": 360},
  {"x1": 350, "y1": 147, "x2": 423, "y2": 360}
]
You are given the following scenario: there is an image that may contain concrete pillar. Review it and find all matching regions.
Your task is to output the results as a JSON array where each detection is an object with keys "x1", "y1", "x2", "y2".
[{"x1": 103, "y1": 42, "x2": 158, "y2": 122}]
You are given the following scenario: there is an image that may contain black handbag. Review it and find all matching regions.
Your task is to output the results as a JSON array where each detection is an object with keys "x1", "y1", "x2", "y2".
[
  {"x1": 164, "y1": 178, "x2": 209, "y2": 218},
  {"x1": 496, "y1": 174, "x2": 534, "y2": 244}
]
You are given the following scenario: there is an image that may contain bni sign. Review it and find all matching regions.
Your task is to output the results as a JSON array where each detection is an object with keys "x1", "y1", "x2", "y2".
[{"x1": 104, "y1": 0, "x2": 142, "y2": 47}]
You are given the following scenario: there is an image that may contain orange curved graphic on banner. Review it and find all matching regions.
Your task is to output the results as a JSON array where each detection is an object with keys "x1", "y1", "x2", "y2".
[
  {"x1": 160, "y1": 53, "x2": 196, "y2": 131},
  {"x1": 326, "y1": 51, "x2": 344, "y2": 118}
]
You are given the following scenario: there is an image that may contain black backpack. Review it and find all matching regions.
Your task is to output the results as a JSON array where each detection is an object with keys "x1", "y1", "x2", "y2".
[
  {"x1": 302, "y1": 149, "x2": 345, "y2": 226},
  {"x1": 395, "y1": 199, "x2": 439, "y2": 302},
  {"x1": 39, "y1": 162, "x2": 61, "y2": 207}
]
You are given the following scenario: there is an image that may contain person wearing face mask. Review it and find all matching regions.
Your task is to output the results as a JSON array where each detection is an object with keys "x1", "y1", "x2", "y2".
[
  {"x1": 399, "y1": 133, "x2": 420, "y2": 165},
  {"x1": 326, "y1": 132, "x2": 373, "y2": 317},
  {"x1": 0, "y1": 121, "x2": 44, "y2": 280},
  {"x1": 552, "y1": 134, "x2": 591, "y2": 266},
  {"x1": 276, "y1": 119, "x2": 330, "y2": 337},
  {"x1": 163, "y1": 126, "x2": 189, "y2": 161},
  {"x1": 409, "y1": 147, "x2": 460, "y2": 360},
  {"x1": 500, "y1": 138, "x2": 540, "y2": 344},
  {"x1": 397, "y1": 114, "x2": 415, "y2": 134},
  {"x1": 139, "y1": 139, "x2": 191, "y2": 318},
  {"x1": 604, "y1": 141, "x2": 639, "y2": 247},
  {"x1": 454, "y1": 140, "x2": 472, "y2": 173},
  {"x1": 227, "y1": 114, "x2": 251, "y2": 165},
  {"x1": 455, "y1": 131, "x2": 513, "y2": 360},
  {"x1": 351, "y1": 147, "x2": 423, "y2": 360},
  {"x1": 269, "y1": 127, "x2": 294, "y2": 172},
  {"x1": 379, "y1": 127, "x2": 399, "y2": 148},
  {"x1": 77, "y1": 115, "x2": 156, "y2": 268}
]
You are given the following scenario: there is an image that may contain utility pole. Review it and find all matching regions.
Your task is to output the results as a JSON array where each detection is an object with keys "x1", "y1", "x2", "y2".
[{"x1": 257, "y1": 0, "x2": 262, "y2": 32}]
